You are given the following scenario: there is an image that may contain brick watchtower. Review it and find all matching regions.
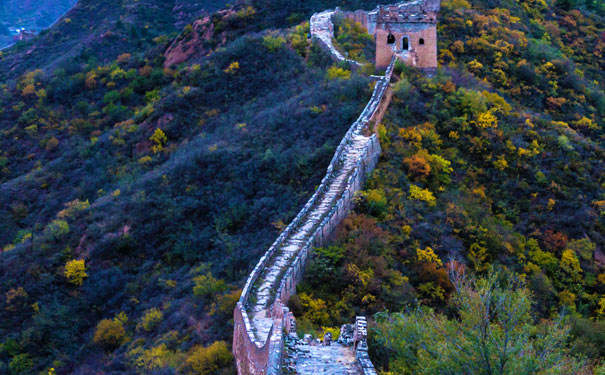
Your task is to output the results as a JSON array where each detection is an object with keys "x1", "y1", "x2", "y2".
[
  {"x1": 371, "y1": 0, "x2": 440, "y2": 71},
  {"x1": 341, "y1": 0, "x2": 441, "y2": 72}
]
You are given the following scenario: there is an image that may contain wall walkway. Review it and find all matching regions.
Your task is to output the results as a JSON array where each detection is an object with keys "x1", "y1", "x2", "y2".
[{"x1": 233, "y1": 10, "x2": 396, "y2": 374}]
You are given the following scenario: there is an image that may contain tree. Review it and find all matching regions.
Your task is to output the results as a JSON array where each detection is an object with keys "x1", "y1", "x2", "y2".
[
  {"x1": 326, "y1": 66, "x2": 351, "y2": 80},
  {"x1": 262, "y1": 35, "x2": 285, "y2": 52},
  {"x1": 185, "y1": 341, "x2": 233, "y2": 375},
  {"x1": 468, "y1": 242, "x2": 489, "y2": 272},
  {"x1": 64, "y1": 259, "x2": 87, "y2": 286},
  {"x1": 150, "y1": 128, "x2": 167, "y2": 153},
  {"x1": 140, "y1": 308, "x2": 163, "y2": 332},
  {"x1": 9, "y1": 353, "x2": 33, "y2": 375},
  {"x1": 560, "y1": 249, "x2": 582, "y2": 282},
  {"x1": 93, "y1": 316, "x2": 126, "y2": 351},
  {"x1": 371, "y1": 272, "x2": 581, "y2": 375},
  {"x1": 299, "y1": 292, "x2": 330, "y2": 326},
  {"x1": 45, "y1": 137, "x2": 59, "y2": 151},
  {"x1": 403, "y1": 153, "x2": 431, "y2": 179},
  {"x1": 46, "y1": 219, "x2": 69, "y2": 240},
  {"x1": 409, "y1": 184, "x2": 436, "y2": 206},
  {"x1": 193, "y1": 272, "x2": 227, "y2": 301},
  {"x1": 416, "y1": 247, "x2": 442, "y2": 267}
]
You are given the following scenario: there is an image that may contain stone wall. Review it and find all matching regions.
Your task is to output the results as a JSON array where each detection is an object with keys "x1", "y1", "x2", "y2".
[{"x1": 232, "y1": 13, "x2": 397, "y2": 375}]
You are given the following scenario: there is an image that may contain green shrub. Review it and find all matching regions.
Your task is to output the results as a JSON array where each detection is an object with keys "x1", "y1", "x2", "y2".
[
  {"x1": 46, "y1": 219, "x2": 70, "y2": 240},
  {"x1": 9, "y1": 353, "x2": 33, "y2": 375},
  {"x1": 140, "y1": 308, "x2": 163, "y2": 332},
  {"x1": 193, "y1": 273, "x2": 227, "y2": 301},
  {"x1": 262, "y1": 35, "x2": 286, "y2": 52},
  {"x1": 326, "y1": 66, "x2": 351, "y2": 80}
]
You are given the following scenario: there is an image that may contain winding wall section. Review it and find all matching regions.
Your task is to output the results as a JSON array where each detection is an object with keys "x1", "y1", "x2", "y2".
[{"x1": 233, "y1": 11, "x2": 396, "y2": 375}]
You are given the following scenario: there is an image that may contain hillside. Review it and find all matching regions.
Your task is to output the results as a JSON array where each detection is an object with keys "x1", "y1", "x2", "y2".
[
  {"x1": 0, "y1": 1, "x2": 385, "y2": 374},
  {"x1": 0, "y1": 0, "x2": 604, "y2": 374}
]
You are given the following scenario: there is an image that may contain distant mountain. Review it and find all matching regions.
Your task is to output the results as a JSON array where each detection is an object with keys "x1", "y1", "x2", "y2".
[{"x1": 0, "y1": 0, "x2": 78, "y2": 48}]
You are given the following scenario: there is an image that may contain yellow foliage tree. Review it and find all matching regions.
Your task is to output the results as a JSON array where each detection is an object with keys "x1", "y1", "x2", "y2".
[
  {"x1": 558, "y1": 290, "x2": 576, "y2": 310},
  {"x1": 560, "y1": 249, "x2": 582, "y2": 282},
  {"x1": 468, "y1": 59, "x2": 483, "y2": 73},
  {"x1": 262, "y1": 35, "x2": 286, "y2": 52},
  {"x1": 326, "y1": 66, "x2": 351, "y2": 80},
  {"x1": 93, "y1": 315, "x2": 127, "y2": 350},
  {"x1": 223, "y1": 61, "x2": 240, "y2": 74},
  {"x1": 85, "y1": 71, "x2": 97, "y2": 89},
  {"x1": 597, "y1": 297, "x2": 605, "y2": 318},
  {"x1": 409, "y1": 184, "x2": 436, "y2": 206},
  {"x1": 64, "y1": 259, "x2": 87, "y2": 286},
  {"x1": 493, "y1": 155, "x2": 508, "y2": 171},
  {"x1": 134, "y1": 344, "x2": 174, "y2": 371},
  {"x1": 140, "y1": 308, "x2": 163, "y2": 332},
  {"x1": 21, "y1": 84, "x2": 36, "y2": 97},
  {"x1": 468, "y1": 242, "x2": 488, "y2": 272},
  {"x1": 416, "y1": 247, "x2": 443, "y2": 267},
  {"x1": 150, "y1": 128, "x2": 167, "y2": 153},
  {"x1": 186, "y1": 341, "x2": 233, "y2": 375},
  {"x1": 475, "y1": 110, "x2": 498, "y2": 128},
  {"x1": 57, "y1": 199, "x2": 90, "y2": 219},
  {"x1": 299, "y1": 292, "x2": 330, "y2": 326}
]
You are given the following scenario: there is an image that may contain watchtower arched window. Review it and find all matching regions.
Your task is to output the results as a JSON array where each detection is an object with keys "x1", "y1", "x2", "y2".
[
  {"x1": 419, "y1": 38, "x2": 425, "y2": 45},
  {"x1": 387, "y1": 33, "x2": 395, "y2": 45},
  {"x1": 402, "y1": 37, "x2": 409, "y2": 50}
]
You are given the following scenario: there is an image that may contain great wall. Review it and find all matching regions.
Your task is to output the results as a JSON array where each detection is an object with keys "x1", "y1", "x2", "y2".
[{"x1": 233, "y1": 2, "x2": 439, "y2": 374}]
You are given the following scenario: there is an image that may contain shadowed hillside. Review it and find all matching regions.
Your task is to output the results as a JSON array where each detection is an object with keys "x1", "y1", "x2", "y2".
[{"x1": 0, "y1": 1, "x2": 387, "y2": 374}]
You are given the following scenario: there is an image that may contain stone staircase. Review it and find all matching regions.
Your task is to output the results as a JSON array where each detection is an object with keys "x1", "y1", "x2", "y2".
[
  {"x1": 284, "y1": 338, "x2": 361, "y2": 375},
  {"x1": 248, "y1": 131, "x2": 376, "y2": 344},
  {"x1": 282, "y1": 317, "x2": 377, "y2": 375}
]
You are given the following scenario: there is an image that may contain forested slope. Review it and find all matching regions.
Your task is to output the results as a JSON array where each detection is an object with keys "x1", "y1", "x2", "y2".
[{"x1": 293, "y1": 0, "x2": 604, "y2": 373}]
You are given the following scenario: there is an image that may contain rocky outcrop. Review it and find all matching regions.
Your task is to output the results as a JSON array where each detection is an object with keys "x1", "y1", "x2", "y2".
[{"x1": 164, "y1": 11, "x2": 231, "y2": 68}]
